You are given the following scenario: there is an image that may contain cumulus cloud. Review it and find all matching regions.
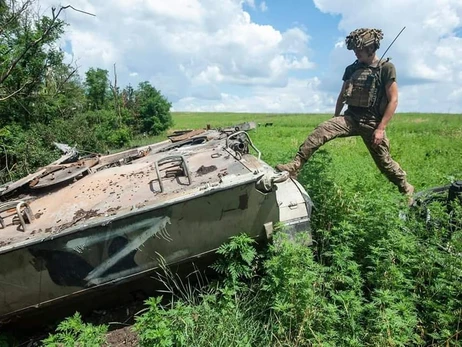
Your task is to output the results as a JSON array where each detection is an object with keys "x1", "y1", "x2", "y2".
[
  {"x1": 40, "y1": 0, "x2": 314, "y2": 105},
  {"x1": 174, "y1": 77, "x2": 335, "y2": 113}
]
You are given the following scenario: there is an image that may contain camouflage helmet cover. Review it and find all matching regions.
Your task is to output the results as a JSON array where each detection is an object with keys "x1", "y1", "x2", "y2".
[{"x1": 345, "y1": 28, "x2": 383, "y2": 50}]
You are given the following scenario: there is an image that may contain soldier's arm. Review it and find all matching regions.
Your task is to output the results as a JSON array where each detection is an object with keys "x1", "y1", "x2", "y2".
[
  {"x1": 334, "y1": 81, "x2": 347, "y2": 117},
  {"x1": 372, "y1": 80, "x2": 398, "y2": 146},
  {"x1": 376, "y1": 81, "x2": 398, "y2": 131}
]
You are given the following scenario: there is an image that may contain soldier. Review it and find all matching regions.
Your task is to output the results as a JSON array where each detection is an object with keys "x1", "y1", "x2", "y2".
[{"x1": 276, "y1": 28, "x2": 414, "y2": 197}]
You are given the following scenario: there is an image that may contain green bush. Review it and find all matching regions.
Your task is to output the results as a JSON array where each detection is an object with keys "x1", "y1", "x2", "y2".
[
  {"x1": 133, "y1": 234, "x2": 269, "y2": 347},
  {"x1": 134, "y1": 294, "x2": 271, "y2": 347},
  {"x1": 210, "y1": 233, "x2": 260, "y2": 288},
  {"x1": 0, "y1": 123, "x2": 60, "y2": 183},
  {"x1": 41, "y1": 312, "x2": 108, "y2": 347}
]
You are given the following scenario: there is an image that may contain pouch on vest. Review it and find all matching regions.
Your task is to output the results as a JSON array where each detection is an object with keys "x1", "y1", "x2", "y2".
[{"x1": 343, "y1": 60, "x2": 387, "y2": 108}]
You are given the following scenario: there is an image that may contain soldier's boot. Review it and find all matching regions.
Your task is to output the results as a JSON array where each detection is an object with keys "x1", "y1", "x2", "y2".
[
  {"x1": 275, "y1": 155, "x2": 306, "y2": 179},
  {"x1": 398, "y1": 182, "x2": 415, "y2": 205}
]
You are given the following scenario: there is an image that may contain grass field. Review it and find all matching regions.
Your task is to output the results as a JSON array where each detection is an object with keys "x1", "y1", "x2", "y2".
[{"x1": 11, "y1": 112, "x2": 462, "y2": 346}]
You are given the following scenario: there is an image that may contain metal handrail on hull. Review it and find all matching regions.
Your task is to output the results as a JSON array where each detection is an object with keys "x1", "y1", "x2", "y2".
[
  {"x1": 154, "y1": 155, "x2": 192, "y2": 193},
  {"x1": 0, "y1": 201, "x2": 33, "y2": 232}
]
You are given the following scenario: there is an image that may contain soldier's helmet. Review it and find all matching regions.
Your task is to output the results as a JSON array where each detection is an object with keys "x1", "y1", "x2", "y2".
[{"x1": 345, "y1": 28, "x2": 383, "y2": 51}]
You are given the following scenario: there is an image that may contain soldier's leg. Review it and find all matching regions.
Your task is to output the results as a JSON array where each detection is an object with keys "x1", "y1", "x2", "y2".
[
  {"x1": 297, "y1": 116, "x2": 357, "y2": 160},
  {"x1": 360, "y1": 126, "x2": 414, "y2": 195},
  {"x1": 276, "y1": 116, "x2": 357, "y2": 178}
]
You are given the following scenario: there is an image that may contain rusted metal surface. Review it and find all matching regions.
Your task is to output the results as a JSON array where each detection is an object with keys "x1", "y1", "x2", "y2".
[
  {"x1": 0, "y1": 125, "x2": 313, "y2": 323},
  {"x1": 168, "y1": 129, "x2": 206, "y2": 142},
  {"x1": 30, "y1": 157, "x2": 100, "y2": 189},
  {"x1": 0, "y1": 151, "x2": 78, "y2": 198}
]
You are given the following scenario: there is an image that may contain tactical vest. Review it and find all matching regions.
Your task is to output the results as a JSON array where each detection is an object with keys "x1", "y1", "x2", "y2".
[{"x1": 343, "y1": 59, "x2": 389, "y2": 108}]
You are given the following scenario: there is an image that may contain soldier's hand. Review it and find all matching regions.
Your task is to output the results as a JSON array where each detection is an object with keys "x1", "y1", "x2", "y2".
[{"x1": 372, "y1": 129, "x2": 385, "y2": 146}]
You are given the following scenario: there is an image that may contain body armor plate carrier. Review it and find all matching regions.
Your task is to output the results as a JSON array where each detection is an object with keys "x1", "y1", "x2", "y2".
[{"x1": 343, "y1": 59, "x2": 389, "y2": 108}]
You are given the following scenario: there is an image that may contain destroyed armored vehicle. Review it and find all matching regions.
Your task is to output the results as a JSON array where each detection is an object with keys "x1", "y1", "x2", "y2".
[
  {"x1": 410, "y1": 180, "x2": 462, "y2": 228},
  {"x1": 0, "y1": 123, "x2": 312, "y2": 324}
]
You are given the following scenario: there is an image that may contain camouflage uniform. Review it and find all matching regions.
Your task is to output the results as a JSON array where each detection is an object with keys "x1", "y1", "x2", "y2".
[
  {"x1": 276, "y1": 28, "x2": 414, "y2": 195},
  {"x1": 294, "y1": 116, "x2": 411, "y2": 194}
]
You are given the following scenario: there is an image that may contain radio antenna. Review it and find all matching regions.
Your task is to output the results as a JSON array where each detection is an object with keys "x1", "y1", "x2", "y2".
[{"x1": 378, "y1": 26, "x2": 406, "y2": 64}]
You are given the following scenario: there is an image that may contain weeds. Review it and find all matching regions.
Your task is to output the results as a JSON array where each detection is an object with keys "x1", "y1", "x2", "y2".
[
  {"x1": 133, "y1": 235, "x2": 272, "y2": 347},
  {"x1": 210, "y1": 233, "x2": 260, "y2": 288},
  {"x1": 41, "y1": 312, "x2": 108, "y2": 347}
]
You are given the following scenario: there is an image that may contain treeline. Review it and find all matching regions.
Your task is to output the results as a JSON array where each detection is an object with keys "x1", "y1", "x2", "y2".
[{"x1": 0, "y1": 0, "x2": 173, "y2": 184}]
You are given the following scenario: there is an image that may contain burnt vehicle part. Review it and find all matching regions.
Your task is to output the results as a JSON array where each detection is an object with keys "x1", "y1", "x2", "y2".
[
  {"x1": 410, "y1": 180, "x2": 462, "y2": 233},
  {"x1": 0, "y1": 124, "x2": 312, "y2": 324},
  {"x1": 411, "y1": 180, "x2": 462, "y2": 211}
]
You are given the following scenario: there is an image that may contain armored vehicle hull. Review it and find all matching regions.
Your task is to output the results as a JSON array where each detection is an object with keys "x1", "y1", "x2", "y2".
[{"x1": 0, "y1": 125, "x2": 312, "y2": 324}]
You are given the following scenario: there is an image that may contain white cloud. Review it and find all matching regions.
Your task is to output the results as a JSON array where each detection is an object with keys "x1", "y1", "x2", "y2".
[
  {"x1": 174, "y1": 77, "x2": 334, "y2": 113},
  {"x1": 41, "y1": 0, "x2": 313, "y2": 105},
  {"x1": 244, "y1": 0, "x2": 256, "y2": 9}
]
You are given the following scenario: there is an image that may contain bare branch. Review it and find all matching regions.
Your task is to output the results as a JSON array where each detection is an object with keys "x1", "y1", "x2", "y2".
[
  {"x1": 110, "y1": 63, "x2": 122, "y2": 124},
  {"x1": 0, "y1": 80, "x2": 31, "y2": 101},
  {"x1": 0, "y1": 145, "x2": 14, "y2": 182},
  {"x1": 0, "y1": 4, "x2": 95, "y2": 86},
  {"x1": 54, "y1": 67, "x2": 77, "y2": 93},
  {"x1": 0, "y1": 18, "x2": 59, "y2": 84},
  {"x1": 0, "y1": 0, "x2": 33, "y2": 37},
  {"x1": 60, "y1": 5, "x2": 95, "y2": 17}
]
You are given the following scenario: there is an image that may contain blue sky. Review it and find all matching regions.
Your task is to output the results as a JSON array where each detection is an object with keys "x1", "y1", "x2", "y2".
[
  {"x1": 249, "y1": 0, "x2": 341, "y2": 60},
  {"x1": 45, "y1": 0, "x2": 462, "y2": 113}
]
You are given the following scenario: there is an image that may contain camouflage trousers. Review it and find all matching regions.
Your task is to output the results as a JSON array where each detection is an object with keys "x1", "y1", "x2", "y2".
[{"x1": 297, "y1": 116, "x2": 409, "y2": 191}]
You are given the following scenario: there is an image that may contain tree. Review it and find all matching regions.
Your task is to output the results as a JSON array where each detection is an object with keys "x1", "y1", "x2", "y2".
[
  {"x1": 134, "y1": 81, "x2": 172, "y2": 135},
  {"x1": 84, "y1": 67, "x2": 110, "y2": 111},
  {"x1": 122, "y1": 84, "x2": 135, "y2": 110},
  {"x1": 0, "y1": 0, "x2": 84, "y2": 128},
  {"x1": 0, "y1": 1, "x2": 90, "y2": 183},
  {"x1": 0, "y1": 1, "x2": 174, "y2": 184}
]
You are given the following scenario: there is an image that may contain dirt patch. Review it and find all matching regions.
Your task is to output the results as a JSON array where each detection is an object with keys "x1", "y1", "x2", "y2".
[
  {"x1": 86, "y1": 300, "x2": 145, "y2": 346},
  {"x1": 105, "y1": 326, "x2": 139, "y2": 346},
  {"x1": 31, "y1": 229, "x2": 43, "y2": 235}
]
